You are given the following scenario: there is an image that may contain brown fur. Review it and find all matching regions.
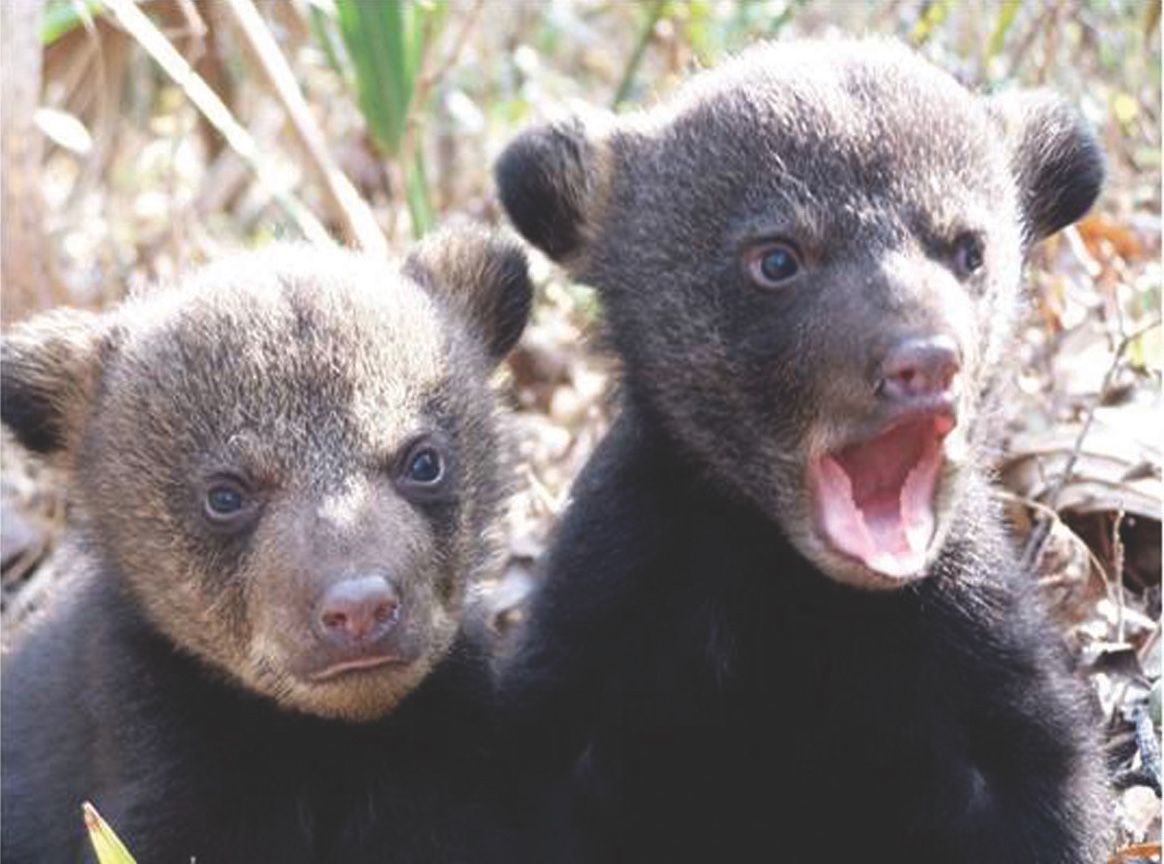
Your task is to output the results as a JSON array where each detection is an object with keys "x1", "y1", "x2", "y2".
[
  {"x1": 3, "y1": 231, "x2": 528, "y2": 721},
  {"x1": 2, "y1": 227, "x2": 533, "y2": 862},
  {"x1": 4, "y1": 231, "x2": 529, "y2": 721}
]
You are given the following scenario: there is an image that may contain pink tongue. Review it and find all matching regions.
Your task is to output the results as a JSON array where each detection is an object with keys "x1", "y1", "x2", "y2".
[{"x1": 813, "y1": 419, "x2": 944, "y2": 578}]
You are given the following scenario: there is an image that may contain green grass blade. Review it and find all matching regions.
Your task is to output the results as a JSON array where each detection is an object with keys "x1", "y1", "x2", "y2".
[
  {"x1": 909, "y1": 0, "x2": 949, "y2": 46},
  {"x1": 333, "y1": 0, "x2": 447, "y2": 236},
  {"x1": 986, "y1": 0, "x2": 1022, "y2": 65},
  {"x1": 307, "y1": 2, "x2": 349, "y2": 83},
  {"x1": 83, "y1": 802, "x2": 138, "y2": 864},
  {"x1": 405, "y1": 150, "x2": 434, "y2": 236},
  {"x1": 612, "y1": 0, "x2": 667, "y2": 108},
  {"x1": 336, "y1": 0, "x2": 410, "y2": 154},
  {"x1": 42, "y1": 0, "x2": 104, "y2": 45},
  {"x1": 409, "y1": 0, "x2": 449, "y2": 74}
]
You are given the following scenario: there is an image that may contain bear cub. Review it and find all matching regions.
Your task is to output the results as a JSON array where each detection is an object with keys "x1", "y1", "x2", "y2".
[
  {"x1": 2, "y1": 227, "x2": 532, "y2": 862},
  {"x1": 495, "y1": 39, "x2": 1110, "y2": 863}
]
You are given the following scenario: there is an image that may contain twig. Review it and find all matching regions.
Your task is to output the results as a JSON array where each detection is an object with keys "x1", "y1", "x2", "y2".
[
  {"x1": 1109, "y1": 842, "x2": 1162, "y2": 864},
  {"x1": 1137, "y1": 623, "x2": 1160, "y2": 667},
  {"x1": 174, "y1": 0, "x2": 208, "y2": 46},
  {"x1": 103, "y1": 0, "x2": 333, "y2": 246},
  {"x1": 1108, "y1": 678, "x2": 1134, "y2": 727},
  {"x1": 393, "y1": 0, "x2": 486, "y2": 238},
  {"x1": 1005, "y1": 6, "x2": 1053, "y2": 83},
  {"x1": 1111, "y1": 509, "x2": 1127, "y2": 643},
  {"x1": 1134, "y1": 705, "x2": 1162, "y2": 793},
  {"x1": 997, "y1": 490, "x2": 1112, "y2": 596},
  {"x1": 1112, "y1": 707, "x2": 1162, "y2": 796},
  {"x1": 164, "y1": 0, "x2": 209, "y2": 270},
  {"x1": 518, "y1": 463, "x2": 565, "y2": 519},
  {"x1": 1020, "y1": 318, "x2": 1162, "y2": 572},
  {"x1": 1, "y1": 0, "x2": 66, "y2": 320},
  {"x1": 220, "y1": 0, "x2": 387, "y2": 256},
  {"x1": 65, "y1": 9, "x2": 129, "y2": 214},
  {"x1": 1148, "y1": 1, "x2": 1162, "y2": 40},
  {"x1": 612, "y1": 0, "x2": 667, "y2": 108},
  {"x1": 414, "y1": 0, "x2": 485, "y2": 101}
]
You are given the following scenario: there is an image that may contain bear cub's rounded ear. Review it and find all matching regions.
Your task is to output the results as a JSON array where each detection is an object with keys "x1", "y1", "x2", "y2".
[
  {"x1": 991, "y1": 90, "x2": 1104, "y2": 244},
  {"x1": 2, "y1": 308, "x2": 107, "y2": 457},
  {"x1": 494, "y1": 112, "x2": 612, "y2": 264},
  {"x1": 404, "y1": 224, "x2": 533, "y2": 366}
]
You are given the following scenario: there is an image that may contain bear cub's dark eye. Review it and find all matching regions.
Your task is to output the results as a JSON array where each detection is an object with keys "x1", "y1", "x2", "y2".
[
  {"x1": 953, "y1": 233, "x2": 985, "y2": 277},
  {"x1": 745, "y1": 241, "x2": 802, "y2": 289},
  {"x1": 406, "y1": 448, "x2": 443, "y2": 485},
  {"x1": 203, "y1": 477, "x2": 250, "y2": 523},
  {"x1": 395, "y1": 437, "x2": 455, "y2": 502}
]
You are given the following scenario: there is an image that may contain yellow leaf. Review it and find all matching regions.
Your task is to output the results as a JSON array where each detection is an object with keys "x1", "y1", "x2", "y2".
[{"x1": 1112, "y1": 92, "x2": 1139, "y2": 126}]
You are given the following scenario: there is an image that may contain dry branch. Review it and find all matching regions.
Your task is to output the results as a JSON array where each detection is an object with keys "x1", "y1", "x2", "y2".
[
  {"x1": 220, "y1": 0, "x2": 387, "y2": 256},
  {"x1": 1, "y1": 0, "x2": 63, "y2": 322},
  {"x1": 102, "y1": 0, "x2": 333, "y2": 247},
  {"x1": 1020, "y1": 318, "x2": 1163, "y2": 572}
]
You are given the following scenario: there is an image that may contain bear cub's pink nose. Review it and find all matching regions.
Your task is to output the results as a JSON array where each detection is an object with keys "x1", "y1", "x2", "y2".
[
  {"x1": 877, "y1": 335, "x2": 961, "y2": 402},
  {"x1": 315, "y1": 576, "x2": 400, "y2": 644}
]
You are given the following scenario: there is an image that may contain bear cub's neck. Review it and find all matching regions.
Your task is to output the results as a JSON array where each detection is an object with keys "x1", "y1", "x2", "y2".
[{"x1": 622, "y1": 387, "x2": 995, "y2": 609}]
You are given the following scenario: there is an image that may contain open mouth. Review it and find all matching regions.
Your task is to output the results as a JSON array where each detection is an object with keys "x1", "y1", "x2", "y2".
[
  {"x1": 811, "y1": 411, "x2": 955, "y2": 580},
  {"x1": 308, "y1": 654, "x2": 405, "y2": 682}
]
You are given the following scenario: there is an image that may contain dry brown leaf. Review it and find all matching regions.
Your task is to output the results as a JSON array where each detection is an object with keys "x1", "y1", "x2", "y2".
[
  {"x1": 1003, "y1": 398, "x2": 1162, "y2": 520},
  {"x1": 1077, "y1": 213, "x2": 1146, "y2": 262}
]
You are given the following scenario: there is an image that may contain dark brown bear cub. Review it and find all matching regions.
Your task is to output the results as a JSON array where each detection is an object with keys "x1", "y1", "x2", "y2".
[
  {"x1": 1, "y1": 228, "x2": 531, "y2": 862},
  {"x1": 495, "y1": 40, "x2": 1110, "y2": 862}
]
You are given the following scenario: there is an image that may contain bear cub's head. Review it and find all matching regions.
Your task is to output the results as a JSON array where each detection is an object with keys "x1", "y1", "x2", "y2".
[
  {"x1": 496, "y1": 39, "x2": 1102, "y2": 590},
  {"x1": 2, "y1": 227, "x2": 532, "y2": 720}
]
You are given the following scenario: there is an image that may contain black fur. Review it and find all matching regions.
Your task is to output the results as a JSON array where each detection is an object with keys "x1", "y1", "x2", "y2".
[
  {"x1": 503, "y1": 407, "x2": 1105, "y2": 862},
  {"x1": 495, "y1": 40, "x2": 1110, "y2": 863},
  {"x1": 0, "y1": 375, "x2": 63, "y2": 453},
  {"x1": 994, "y1": 91, "x2": 1106, "y2": 242},
  {"x1": 494, "y1": 117, "x2": 600, "y2": 261},
  {"x1": 2, "y1": 575, "x2": 509, "y2": 863}
]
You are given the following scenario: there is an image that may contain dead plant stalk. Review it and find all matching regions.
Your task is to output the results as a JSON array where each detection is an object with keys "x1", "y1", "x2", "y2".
[{"x1": 220, "y1": 0, "x2": 387, "y2": 256}]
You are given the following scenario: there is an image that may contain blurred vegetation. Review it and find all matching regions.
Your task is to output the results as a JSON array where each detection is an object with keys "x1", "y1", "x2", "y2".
[
  {"x1": 2, "y1": 0, "x2": 1157, "y2": 296},
  {"x1": 0, "y1": 0, "x2": 1160, "y2": 858}
]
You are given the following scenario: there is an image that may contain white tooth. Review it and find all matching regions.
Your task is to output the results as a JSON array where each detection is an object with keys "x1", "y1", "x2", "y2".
[
  {"x1": 905, "y1": 506, "x2": 935, "y2": 554},
  {"x1": 900, "y1": 440, "x2": 940, "y2": 555},
  {"x1": 944, "y1": 430, "x2": 969, "y2": 464},
  {"x1": 866, "y1": 549, "x2": 925, "y2": 578}
]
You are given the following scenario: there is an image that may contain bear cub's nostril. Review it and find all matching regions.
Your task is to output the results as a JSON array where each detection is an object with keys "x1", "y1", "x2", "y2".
[
  {"x1": 877, "y1": 335, "x2": 961, "y2": 401},
  {"x1": 315, "y1": 576, "x2": 400, "y2": 643}
]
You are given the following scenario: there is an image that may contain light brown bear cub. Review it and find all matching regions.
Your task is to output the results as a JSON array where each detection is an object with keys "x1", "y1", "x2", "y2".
[{"x1": 2, "y1": 227, "x2": 531, "y2": 863}]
